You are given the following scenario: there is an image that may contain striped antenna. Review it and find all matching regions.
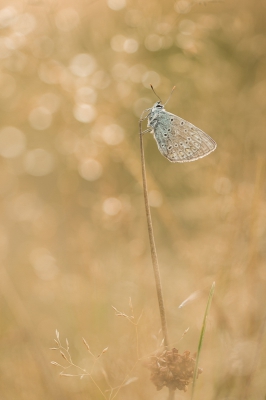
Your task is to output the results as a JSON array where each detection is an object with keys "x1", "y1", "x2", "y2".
[
  {"x1": 150, "y1": 84, "x2": 162, "y2": 102},
  {"x1": 164, "y1": 86, "x2": 176, "y2": 107}
]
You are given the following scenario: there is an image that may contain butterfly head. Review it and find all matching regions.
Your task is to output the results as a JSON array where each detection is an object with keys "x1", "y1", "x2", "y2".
[{"x1": 152, "y1": 101, "x2": 164, "y2": 112}]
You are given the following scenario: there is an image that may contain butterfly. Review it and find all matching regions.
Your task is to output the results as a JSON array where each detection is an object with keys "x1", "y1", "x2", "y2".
[{"x1": 140, "y1": 85, "x2": 217, "y2": 163}]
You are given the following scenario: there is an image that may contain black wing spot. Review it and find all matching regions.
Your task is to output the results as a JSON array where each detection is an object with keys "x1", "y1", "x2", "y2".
[
  {"x1": 171, "y1": 118, "x2": 174, "y2": 121},
  {"x1": 180, "y1": 121, "x2": 184, "y2": 126},
  {"x1": 168, "y1": 145, "x2": 173, "y2": 150}
]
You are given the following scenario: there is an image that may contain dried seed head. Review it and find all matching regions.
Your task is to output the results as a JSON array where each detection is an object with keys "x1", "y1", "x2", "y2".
[{"x1": 144, "y1": 348, "x2": 202, "y2": 392}]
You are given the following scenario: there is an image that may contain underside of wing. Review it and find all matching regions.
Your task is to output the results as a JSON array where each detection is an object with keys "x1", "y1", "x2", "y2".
[{"x1": 153, "y1": 112, "x2": 217, "y2": 163}]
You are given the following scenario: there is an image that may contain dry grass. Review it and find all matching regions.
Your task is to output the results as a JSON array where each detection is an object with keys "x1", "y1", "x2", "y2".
[{"x1": 0, "y1": 0, "x2": 266, "y2": 399}]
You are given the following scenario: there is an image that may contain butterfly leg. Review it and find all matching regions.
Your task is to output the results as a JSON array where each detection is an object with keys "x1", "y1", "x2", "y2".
[
  {"x1": 139, "y1": 108, "x2": 152, "y2": 136},
  {"x1": 141, "y1": 127, "x2": 153, "y2": 134},
  {"x1": 139, "y1": 108, "x2": 151, "y2": 122}
]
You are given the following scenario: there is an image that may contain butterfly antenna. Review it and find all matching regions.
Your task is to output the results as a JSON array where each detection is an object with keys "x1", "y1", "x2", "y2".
[
  {"x1": 150, "y1": 84, "x2": 162, "y2": 102},
  {"x1": 164, "y1": 86, "x2": 176, "y2": 107}
]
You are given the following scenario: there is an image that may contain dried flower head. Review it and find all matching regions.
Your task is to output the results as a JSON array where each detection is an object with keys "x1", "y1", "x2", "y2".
[{"x1": 145, "y1": 348, "x2": 202, "y2": 392}]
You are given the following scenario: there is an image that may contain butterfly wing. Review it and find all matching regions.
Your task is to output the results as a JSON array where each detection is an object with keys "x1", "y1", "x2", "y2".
[{"x1": 153, "y1": 111, "x2": 217, "y2": 163}]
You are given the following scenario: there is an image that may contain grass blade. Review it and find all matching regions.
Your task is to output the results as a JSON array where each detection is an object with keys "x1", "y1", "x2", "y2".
[{"x1": 191, "y1": 281, "x2": 215, "y2": 400}]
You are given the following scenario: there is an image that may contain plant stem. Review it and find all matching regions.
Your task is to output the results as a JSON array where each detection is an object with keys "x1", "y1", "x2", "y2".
[
  {"x1": 168, "y1": 388, "x2": 175, "y2": 400},
  {"x1": 139, "y1": 120, "x2": 169, "y2": 349}
]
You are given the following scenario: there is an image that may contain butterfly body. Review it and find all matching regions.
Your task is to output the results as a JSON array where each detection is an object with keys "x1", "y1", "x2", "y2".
[{"x1": 147, "y1": 101, "x2": 217, "y2": 163}]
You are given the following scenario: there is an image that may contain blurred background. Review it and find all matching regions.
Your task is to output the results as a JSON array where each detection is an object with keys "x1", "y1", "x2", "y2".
[{"x1": 0, "y1": 0, "x2": 266, "y2": 399}]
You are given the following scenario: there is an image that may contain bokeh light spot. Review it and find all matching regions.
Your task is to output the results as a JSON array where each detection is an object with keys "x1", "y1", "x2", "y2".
[
  {"x1": 38, "y1": 60, "x2": 64, "y2": 84},
  {"x1": 107, "y1": 0, "x2": 126, "y2": 11},
  {"x1": 74, "y1": 104, "x2": 96, "y2": 123},
  {"x1": 28, "y1": 107, "x2": 52, "y2": 130},
  {"x1": 75, "y1": 86, "x2": 97, "y2": 104},
  {"x1": 13, "y1": 13, "x2": 36, "y2": 35},
  {"x1": 111, "y1": 35, "x2": 126, "y2": 52},
  {"x1": 102, "y1": 124, "x2": 124, "y2": 145},
  {"x1": 103, "y1": 197, "x2": 122, "y2": 215},
  {"x1": 4, "y1": 32, "x2": 26, "y2": 50},
  {"x1": 69, "y1": 53, "x2": 97, "y2": 77},
  {"x1": 176, "y1": 34, "x2": 195, "y2": 50},
  {"x1": 0, "y1": 6, "x2": 17, "y2": 28},
  {"x1": 145, "y1": 34, "x2": 162, "y2": 51},
  {"x1": 24, "y1": 149, "x2": 55, "y2": 176},
  {"x1": 174, "y1": 0, "x2": 191, "y2": 13},
  {"x1": 142, "y1": 70, "x2": 161, "y2": 88},
  {"x1": 78, "y1": 158, "x2": 102, "y2": 181},
  {"x1": 30, "y1": 247, "x2": 59, "y2": 281},
  {"x1": 0, "y1": 126, "x2": 26, "y2": 158},
  {"x1": 124, "y1": 38, "x2": 138, "y2": 53},
  {"x1": 179, "y1": 19, "x2": 195, "y2": 35}
]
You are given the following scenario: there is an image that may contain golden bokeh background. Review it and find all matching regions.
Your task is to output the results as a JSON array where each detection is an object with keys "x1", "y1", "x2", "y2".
[{"x1": 0, "y1": 0, "x2": 266, "y2": 398}]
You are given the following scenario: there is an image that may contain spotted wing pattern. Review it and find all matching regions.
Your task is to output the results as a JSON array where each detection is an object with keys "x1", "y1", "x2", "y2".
[{"x1": 152, "y1": 110, "x2": 217, "y2": 163}]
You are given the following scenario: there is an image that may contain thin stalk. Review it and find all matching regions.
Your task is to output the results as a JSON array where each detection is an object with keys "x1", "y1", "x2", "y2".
[
  {"x1": 139, "y1": 120, "x2": 169, "y2": 349},
  {"x1": 168, "y1": 389, "x2": 175, "y2": 400},
  {"x1": 191, "y1": 281, "x2": 215, "y2": 400},
  {"x1": 240, "y1": 311, "x2": 266, "y2": 400}
]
